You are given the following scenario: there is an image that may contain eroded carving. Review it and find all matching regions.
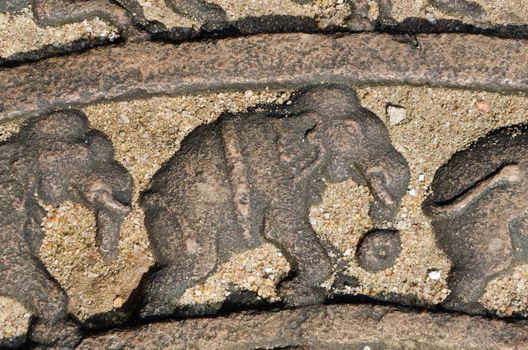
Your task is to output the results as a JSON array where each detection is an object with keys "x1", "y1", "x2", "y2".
[
  {"x1": 357, "y1": 229, "x2": 402, "y2": 272},
  {"x1": 32, "y1": 0, "x2": 134, "y2": 32},
  {"x1": 0, "y1": 110, "x2": 133, "y2": 347},
  {"x1": 140, "y1": 85, "x2": 410, "y2": 317},
  {"x1": 424, "y1": 124, "x2": 528, "y2": 315},
  {"x1": 30, "y1": 0, "x2": 228, "y2": 33}
]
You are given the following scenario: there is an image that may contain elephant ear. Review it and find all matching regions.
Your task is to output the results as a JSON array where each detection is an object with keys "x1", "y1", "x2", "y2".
[
  {"x1": 276, "y1": 113, "x2": 321, "y2": 178},
  {"x1": 429, "y1": 124, "x2": 528, "y2": 204}
]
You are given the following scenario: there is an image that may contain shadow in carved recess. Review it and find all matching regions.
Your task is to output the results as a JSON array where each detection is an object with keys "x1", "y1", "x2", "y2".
[
  {"x1": 139, "y1": 85, "x2": 410, "y2": 318},
  {"x1": 424, "y1": 124, "x2": 528, "y2": 315},
  {"x1": 0, "y1": 111, "x2": 133, "y2": 348}
]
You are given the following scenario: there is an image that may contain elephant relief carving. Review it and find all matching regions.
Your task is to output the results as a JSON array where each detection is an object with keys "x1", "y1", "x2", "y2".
[
  {"x1": 0, "y1": 111, "x2": 133, "y2": 348},
  {"x1": 139, "y1": 85, "x2": 410, "y2": 318},
  {"x1": 424, "y1": 124, "x2": 528, "y2": 315},
  {"x1": 30, "y1": 0, "x2": 228, "y2": 31}
]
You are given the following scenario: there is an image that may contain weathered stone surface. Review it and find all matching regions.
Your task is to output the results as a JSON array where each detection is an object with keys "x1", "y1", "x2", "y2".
[
  {"x1": 424, "y1": 124, "x2": 528, "y2": 315},
  {"x1": 139, "y1": 85, "x2": 409, "y2": 317},
  {"x1": 3, "y1": 33, "x2": 528, "y2": 122},
  {"x1": 78, "y1": 303, "x2": 528, "y2": 349},
  {"x1": 0, "y1": 297, "x2": 31, "y2": 349},
  {"x1": 32, "y1": 0, "x2": 132, "y2": 30},
  {"x1": 0, "y1": 110, "x2": 133, "y2": 347}
]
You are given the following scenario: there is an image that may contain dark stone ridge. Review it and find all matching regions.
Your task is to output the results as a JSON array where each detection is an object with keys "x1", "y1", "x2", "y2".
[
  {"x1": 3, "y1": 33, "x2": 528, "y2": 122},
  {"x1": 357, "y1": 229, "x2": 402, "y2": 272},
  {"x1": 139, "y1": 85, "x2": 410, "y2": 317},
  {"x1": 0, "y1": 0, "x2": 30, "y2": 13},
  {"x1": 424, "y1": 124, "x2": 528, "y2": 315},
  {"x1": 77, "y1": 303, "x2": 528, "y2": 349},
  {"x1": 0, "y1": 110, "x2": 133, "y2": 348}
]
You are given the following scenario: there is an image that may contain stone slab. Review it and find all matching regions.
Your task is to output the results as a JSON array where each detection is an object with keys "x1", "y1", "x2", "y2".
[
  {"x1": 2, "y1": 32, "x2": 528, "y2": 122},
  {"x1": 78, "y1": 303, "x2": 528, "y2": 349}
]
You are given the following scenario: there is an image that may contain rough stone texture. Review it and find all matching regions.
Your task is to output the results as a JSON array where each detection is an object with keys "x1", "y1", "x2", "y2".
[
  {"x1": 139, "y1": 85, "x2": 409, "y2": 317},
  {"x1": 390, "y1": 0, "x2": 528, "y2": 28},
  {"x1": 0, "y1": 110, "x2": 133, "y2": 347},
  {"x1": 0, "y1": 297, "x2": 31, "y2": 349},
  {"x1": 77, "y1": 303, "x2": 528, "y2": 349},
  {"x1": 0, "y1": 7, "x2": 119, "y2": 60},
  {"x1": 353, "y1": 86, "x2": 528, "y2": 311},
  {"x1": 424, "y1": 124, "x2": 528, "y2": 316},
  {"x1": 3, "y1": 33, "x2": 528, "y2": 122},
  {"x1": 62, "y1": 90, "x2": 291, "y2": 320},
  {"x1": 32, "y1": 0, "x2": 132, "y2": 30}
]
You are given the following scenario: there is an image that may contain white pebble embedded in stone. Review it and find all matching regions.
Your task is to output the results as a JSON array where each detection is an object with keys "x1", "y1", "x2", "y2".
[
  {"x1": 386, "y1": 105, "x2": 407, "y2": 125},
  {"x1": 428, "y1": 270, "x2": 441, "y2": 280}
]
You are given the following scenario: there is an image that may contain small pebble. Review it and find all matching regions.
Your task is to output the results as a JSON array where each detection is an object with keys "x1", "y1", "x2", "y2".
[
  {"x1": 428, "y1": 270, "x2": 441, "y2": 280},
  {"x1": 474, "y1": 99, "x2": 489, "y2": 113},
  {"x1": 387, "y1": 105, "x2": 407, "y2": 126},
  {"x1": 112, "y1": 296, "x2": 124, "y2": 308}
]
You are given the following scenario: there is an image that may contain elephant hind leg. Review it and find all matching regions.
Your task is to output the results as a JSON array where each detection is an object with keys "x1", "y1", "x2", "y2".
[
  {"x1": 0, "y1": 254, "x2": 80, "y2": 347},
  {"x1": 139, "y1": 263, "x2": 216, "y2": 319},
  {"x1": 140, "y1": 206, "x2": 218, "y2": 319},
  {"x1": 442, "y1": 269, "x2": 489, "y2": 315}
]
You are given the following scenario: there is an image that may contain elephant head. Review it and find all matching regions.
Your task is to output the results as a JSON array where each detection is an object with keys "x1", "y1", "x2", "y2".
[
  {"x1": 18, "y1": 110, "x2": 133, "y2": 262},
  {"x1": 423, "y1": 124, "x2": 528, "y2": 314},
  {"x1": 285, "y1": 85, "x2": 410, "y2": 226}
]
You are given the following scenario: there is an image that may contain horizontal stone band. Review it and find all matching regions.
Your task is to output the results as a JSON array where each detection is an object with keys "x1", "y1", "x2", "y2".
[
  {"x1": 78, "y1": 303, "x2": 528, "y2": 349},
  {"x1": 2, "y1": 32, "x2": 527, "y2": 122}
]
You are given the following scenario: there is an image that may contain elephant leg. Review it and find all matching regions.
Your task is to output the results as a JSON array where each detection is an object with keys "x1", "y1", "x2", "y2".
[
  {"x1": 264, "y1": 209, "x2": 333, "y2": 306},
  {"x1": 140, "y1": 205, "x2": 218, "y2": 318},
  {"x1": 442, "y1": 269, "x2": 489, "y2": 315},
  {"x1": 0, "y1": 253, "x2": 80, "y2": 347}
]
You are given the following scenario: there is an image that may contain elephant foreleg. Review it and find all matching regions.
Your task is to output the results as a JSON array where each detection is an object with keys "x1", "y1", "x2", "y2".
[
  {"x1": 0, "y1": 253, "x2": 80, "y2": 347},
  {"x1": 264, "y1": 208, "x2": 333, "y2": 306}
]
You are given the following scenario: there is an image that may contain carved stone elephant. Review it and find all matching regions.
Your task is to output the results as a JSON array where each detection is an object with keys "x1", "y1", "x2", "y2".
[
  {"x1": 424, "y1": 124, "x2": 528, "y2": 315},
  {"x1": 140, "y1": 85, "x2": 410, "y2": 317},
  {"x1": 0, "y1": 111, "x2": 133, "y2": 348}
]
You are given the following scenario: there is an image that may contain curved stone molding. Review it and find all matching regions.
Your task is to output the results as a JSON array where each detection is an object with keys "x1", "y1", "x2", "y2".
[
  {"x1": 78, "y1": 303, "x2": 528, "y2": 350},
  {"x1": 3, "y1": 33, "x2": 528, "y2": 122}
]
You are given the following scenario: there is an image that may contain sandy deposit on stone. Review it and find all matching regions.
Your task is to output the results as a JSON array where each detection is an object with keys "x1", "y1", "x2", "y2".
[
  {"x1": 0, "y1": 7, "x2": 118, "y2": 59},
  {"x1": 0, "y1": 297, "x2": 31, "y2": 347},
  {"x1": 34, "y1": 90, "x2": 293, "y2": 320},
  {"x1": 391, "y1": 0, "x2": 528, "y2": 27},
  {"x1": 353, "y1": 86, "x2": 528, "y2": 312},
  {"x1": 0, "y1": 118, "x2": 23, "y2": 142},
  {"x1": 3, "y1": 86, "x2": 528, "y2": 322},
  {"x1": 136, "y1": 0, "x2": 199, "y2": 28},
  {"x1": 180, "y1": 243, "x2": 290, "y2": 305},
  {"x1": 39, "y1": 200, "x2": 152, "y2": 321},
  {"x1": 137, "y1": 0, "x2": 353, "y2": 29}
]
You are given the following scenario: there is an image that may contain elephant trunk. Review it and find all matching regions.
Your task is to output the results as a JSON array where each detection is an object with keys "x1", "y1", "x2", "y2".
[
  {"x1": 363, "y1": 150, "x2": 410, "y2": 227},
  {"x1": 87, "y1": 180, "x2": 131, "y2": 262}
]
